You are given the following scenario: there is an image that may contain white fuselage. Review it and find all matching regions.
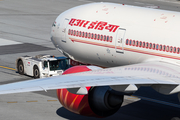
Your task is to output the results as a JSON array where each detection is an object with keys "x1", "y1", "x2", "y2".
[{"x1": 51, "y1": 2, "x2": 180, "y2": 67}]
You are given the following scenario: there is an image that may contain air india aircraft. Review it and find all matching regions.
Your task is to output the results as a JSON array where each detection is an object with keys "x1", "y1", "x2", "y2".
[{"x1": 1, "y1": 2, "x2": 180, "y2": 117}]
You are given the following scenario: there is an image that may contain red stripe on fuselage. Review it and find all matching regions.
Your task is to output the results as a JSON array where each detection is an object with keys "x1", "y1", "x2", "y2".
[{"x1": 70, "y1": 38, "x2": 180, "y2": 60}]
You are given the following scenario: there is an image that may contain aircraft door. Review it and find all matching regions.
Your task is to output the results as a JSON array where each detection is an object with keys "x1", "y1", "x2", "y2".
[
  {"x1": 60, "y1": 18, "x2": 69, "y2": 43},
  {"x1": 115, "y1": 28, "x2": 126, "y2": 53}
]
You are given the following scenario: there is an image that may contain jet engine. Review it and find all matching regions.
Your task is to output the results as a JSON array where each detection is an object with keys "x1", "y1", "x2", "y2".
[{"x1": 56, "y1": 66, "x2": 124, "y2": 117}]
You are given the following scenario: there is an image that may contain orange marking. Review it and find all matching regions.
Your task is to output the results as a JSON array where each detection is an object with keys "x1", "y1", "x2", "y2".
[
  {"x1": 69, "y1": 95, "x2": 79, "y2": 109},
  {"x1": 64, "y1": 90, "x2": 69, "y2": 107},
  {"x1": 59, "y1": 89, "x2": 63, "y2": 104}
]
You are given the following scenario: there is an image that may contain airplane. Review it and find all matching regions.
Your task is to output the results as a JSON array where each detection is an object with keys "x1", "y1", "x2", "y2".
[{"x1": 1, "y1": 2, "x2": 180, "y2": 117}]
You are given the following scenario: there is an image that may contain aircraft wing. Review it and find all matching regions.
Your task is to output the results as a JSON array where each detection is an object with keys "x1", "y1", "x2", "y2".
[{"x1": 0, "y1": 61, "x2": 180, "y2": 95}]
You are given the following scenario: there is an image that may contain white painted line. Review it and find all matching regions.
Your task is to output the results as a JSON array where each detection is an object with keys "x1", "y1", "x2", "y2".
[
  {"x1": 136, "y1": 95, "x2": 180, "y2": 108},
  {"x1": 78, "y1": 0, "x2": 94, "y2": 3},
  {"x1": 134, "y1": 2, "x2": 145, "y2": 5},
  {"x1": 157, "y1": 0, "x2": 180, "y2": 4},
  {"x1": 0, "y1": 38, "x2": 22, "y2": 46},
  {"x1": 145, "y1": 6, "x2": 160, "y2": 9}
]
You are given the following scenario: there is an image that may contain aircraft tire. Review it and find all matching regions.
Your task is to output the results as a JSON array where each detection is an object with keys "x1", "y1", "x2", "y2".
[{"x1": 33, "y1": 65, "x2": 40, "y2": 79}]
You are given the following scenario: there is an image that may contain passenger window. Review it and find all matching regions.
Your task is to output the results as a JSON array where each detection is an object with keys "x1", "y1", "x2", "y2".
[
  {"x1": 170, "y1": 46, "x2": 173, "y2": 52},
  {"x1": 156, "y1": 44, "x2": 159, "y2": 50},
  {"x1": 146, "y1": 43, "x2": 149, "y2": 48},
  {"x1": 142, "y1": 42, "x2": 145, "y2": 48},
  {"x1": 76, "y1": 31, "x2": 79, "y2": 36},
  {"x1": 162, "y1": 45, "x2": 166, "y2": 51},
  {"x1": 82, "y1": 32, "x2": 85, "y2": 37},
  {"x1": 136, "y1": 41, "x2": 138, "y2": 47},
  {"x1": 100, "y1": 35, "x2": 103, "y2": 40},
  {"x1": 71, "y1": 30, "x2": 73, "y2": 35},
  {"x1": 166, "y1": 46, "x2": 169, "y2": 52},
  {"x1": 74, "y1": 30, "x2": 76, "y2": 36},
  {"x1": 133, "y1": 40, "x2": 135, "y2": 46},
  {"x1": 149, "y1": 43, "x2": 152, "y2": 49},
  {"x1": 85, "y1": 32, "x2": 88, "y2": 38},
  {"x1": 139, "y1": 41, "x2": 142, "y2": 47},
  {"x1": 104, "y1": 35, "x2": 106, "y2": 41},
  {"x1": 79, "y1": 31, "x2": 82, "y2": 37},
  {"x1": 126, "y1": 39, "x2": 129, "y2": 45},
  {"x1": 153, "y1": 43, "x2": 155, "y2": 49},
  {"x1": 177, "y1": 48, "x2": 180, "y2": 54},
  {"x1": 110, "y1": 36, "x2": 113, "y2": 42},
  {"x1": 88, "y1": 33, "x2": 91, "y2": 38},
  {"x1": 91, "y1": 33, "x2": 94, "y2": 39},
  {"x1": 159, "y1": 45, "x2": 162, "y2": 51},
  {"x1": 68, "y1": 29, "x2": 71, "y2": 35},
  {"x1": 174, "y1": 47, "x2": 176, "y2": 53},
  {"x1": 97, "y1": 35, "x2": 100, "y2": 40},
  {"x1": 94, "y1": 34, "x2": 97, "y2": 39},
  {"x1": 107, "y1": 36, "x2": 109, "y2": 41},
  {"x1": 129, "y1": 40, "x2": 132, "y2": 45}
]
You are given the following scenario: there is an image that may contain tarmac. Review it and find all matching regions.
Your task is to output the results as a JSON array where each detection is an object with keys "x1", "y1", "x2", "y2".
[{"x1": 0, "y1": 0, "x2": 180, "y2": 120}]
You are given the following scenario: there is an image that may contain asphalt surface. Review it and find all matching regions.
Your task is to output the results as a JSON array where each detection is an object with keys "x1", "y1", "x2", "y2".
[{"x1": 0, "y1": 0, "x2": 180, "y2": 120}]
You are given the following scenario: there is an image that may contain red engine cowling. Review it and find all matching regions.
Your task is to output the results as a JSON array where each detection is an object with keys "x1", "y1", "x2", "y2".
[{"x1": 56, "y1": 66, "x2": 124, "y2": 117}]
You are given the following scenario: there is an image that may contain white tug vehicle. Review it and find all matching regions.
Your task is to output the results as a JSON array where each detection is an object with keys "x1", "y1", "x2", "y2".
[{"x1": 16, "y1": 54, "x2": 70, "y2": 78}]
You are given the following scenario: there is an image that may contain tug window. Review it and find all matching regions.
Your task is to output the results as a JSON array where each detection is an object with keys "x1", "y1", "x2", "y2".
[
  {"x1": 126, "y1": 39, "x2": 129, "y2": 45},
  {"x1": 149, "y1": 43, "x2": 152, "y2": 49},
  {"x1": 142, "y1": 42, "x2": 145, "y2": 48},
  {"x1": 107, "y1": 36, "x2": 109, "y2": 41},
  {"x1": 139, "y1": 41, "x2": 142, "y2": 47}
]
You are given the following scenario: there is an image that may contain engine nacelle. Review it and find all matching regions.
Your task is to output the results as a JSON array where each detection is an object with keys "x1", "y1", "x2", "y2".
[{"x1": 56, "y1": 66, "x2": 124, "y2": 117}]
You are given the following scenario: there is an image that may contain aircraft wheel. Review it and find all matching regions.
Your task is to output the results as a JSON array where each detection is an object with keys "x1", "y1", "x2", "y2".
[
  {"x1": 33, "y1": 66, "x2": 40, "y2": 79},
  {"x1": 18, "y1": 60, "x2": 24, "y2": 75}
]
